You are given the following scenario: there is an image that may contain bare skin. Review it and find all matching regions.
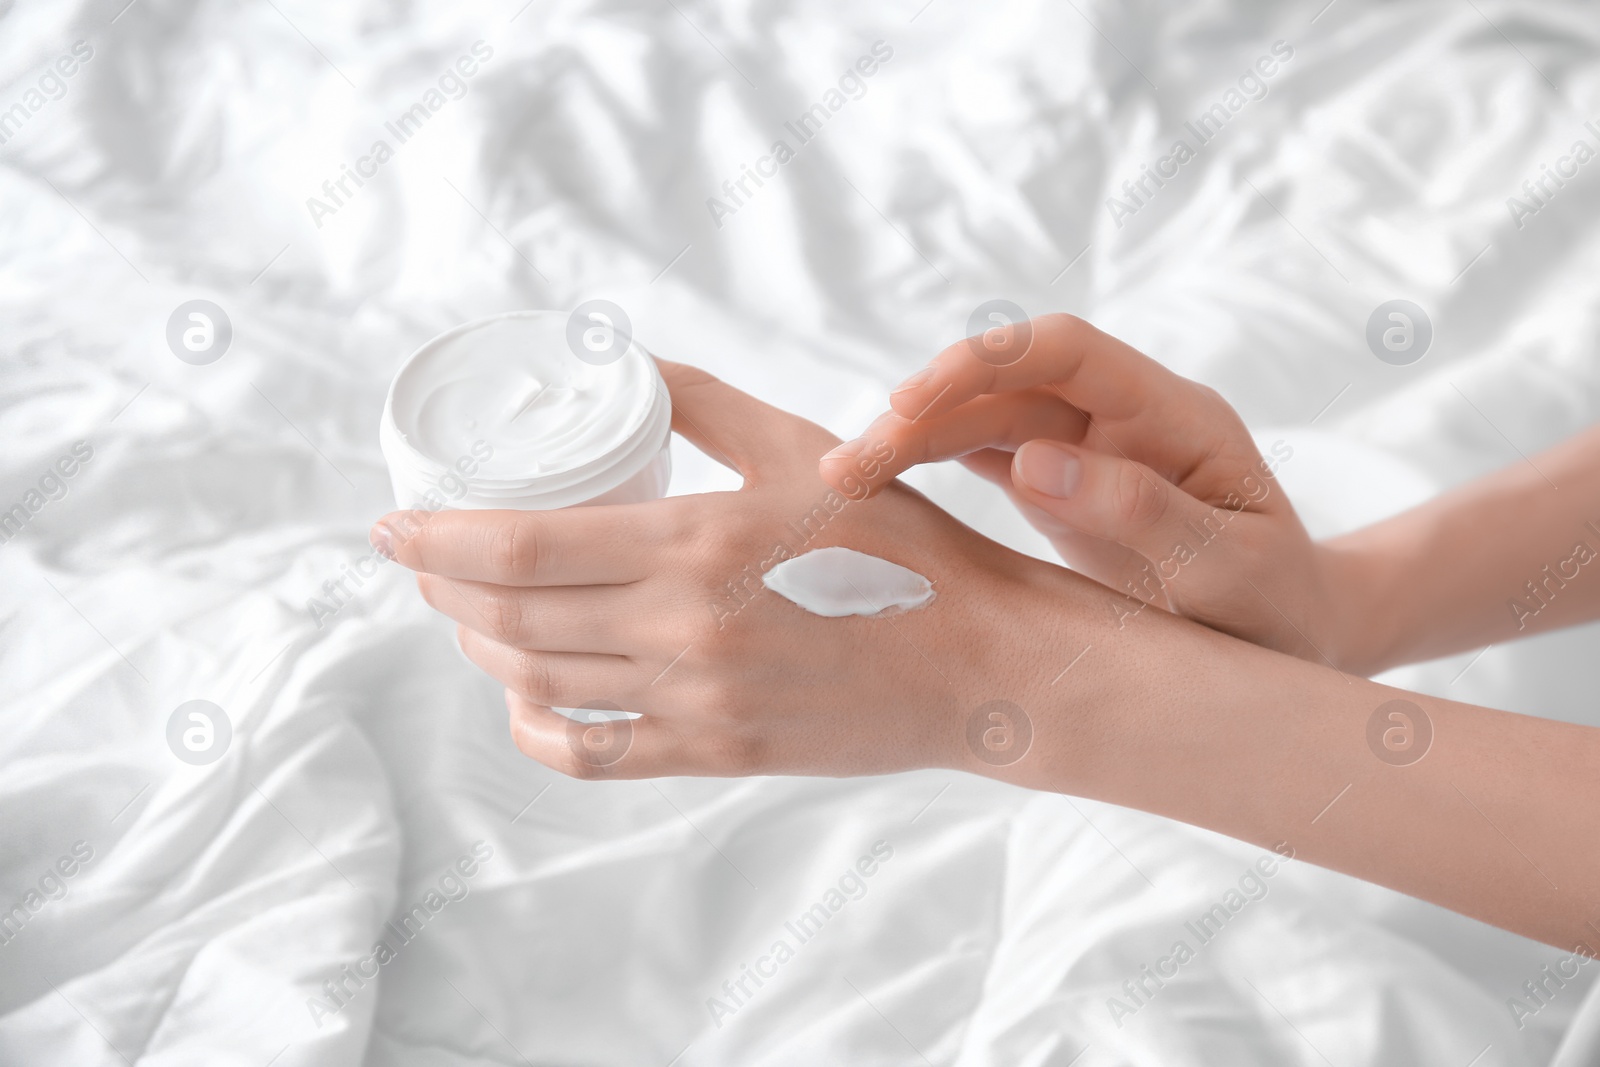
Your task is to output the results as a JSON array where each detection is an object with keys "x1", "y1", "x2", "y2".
[
  {"x1": 822, "y1": 314, "x2": 1600, "y2": 675},
  {"x1": 373, "y1": 345, "x2": 1600, "y2": 953}
]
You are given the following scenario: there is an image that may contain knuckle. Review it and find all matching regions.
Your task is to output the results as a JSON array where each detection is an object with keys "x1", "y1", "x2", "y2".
[
  {"x1": 693, "y1": 531, "x2": 754, "y2": 590},
  {"x1": 515, "y1": 650, "x2": 562, "y2": 705},
  {"x1": 678, "y1": 704, "x2": 758, "y2": 773},
  {"x1": 701, "y1": 675, "x2": 753, "y2": 725},
  {"x1": 659, "y1": 497, "x2": 699, "y2": 544},
  {"x1": 1041, "y1": 312, "x2": 1092, "y2": 347},
  {"x1": 708, "y1": 728, "x2": 762, "y2": 775},
  {"x1": 703, "y1": 519, "x2": 748, "y2": 559},
  {"x1": 705, "y1": 612, "x2": 748, "y2": 653},
  {"x1": 454, "y1": 623, "x2": 480, "y2": 663},
  {"x1": 509, "y1": 712, "x2": 545, "y2": 762},
  {"x1": 1042, "y1": 311, "x2": 1088, "y2": 333},
  {"x1": 507, "y1": 715, "x2": 599, "y2": 781},
  {"x1": 555, "y1": 746, "x2": 604, "y2": 781},
  {"x1": 1112, "y1": 463, "x2": 1168, "y2": 529},
  {"x1": 696, "y1": 590, "x2": 760, "y2": 658},
  {"x1": 483, "y1": 591, "x2": 528, "y2": 645},
  {"x1": 660, "y1": 360, "x2": 722, "y2": 393},
  {"x1": 389, "y1": 510, "x2": 433, "y2": 556},
  {"x1": 490, "y1": 514, "x2": 546, "y2": 580}
]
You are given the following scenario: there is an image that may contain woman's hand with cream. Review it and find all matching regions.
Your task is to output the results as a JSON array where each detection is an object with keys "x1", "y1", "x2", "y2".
[
  {"x1": 371, "y1": 359, "x2": 1107, "y2": 780},
  {"x1": 819, "y1": 314, "x2": 1368, "y2": 671},
  {"x1": 373, "y1": 355, "x2": 1600, "y2": 951}
]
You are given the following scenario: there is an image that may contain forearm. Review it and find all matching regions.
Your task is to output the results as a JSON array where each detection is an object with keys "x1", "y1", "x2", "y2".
[
  {"x1": 1323, "y1": 424, "x2": 1600, "y2": 673},
  {"x1": 976, "y1": 575, "x2": 1600, "y2": 950}
]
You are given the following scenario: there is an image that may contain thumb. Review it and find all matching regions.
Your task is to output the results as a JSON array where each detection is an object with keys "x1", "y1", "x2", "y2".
[{"x1": 1010, "y1": 440, "x2": 1227, "y2": 569}]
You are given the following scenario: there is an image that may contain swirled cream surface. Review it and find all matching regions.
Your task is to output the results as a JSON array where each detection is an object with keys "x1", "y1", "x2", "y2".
[
  {"x1": 382, "y1": 311, "x2": 670, "y2": 510},
  {"x1": 762, "y1": 547, "x2": 935, "y2": 617},
  {"x1": 395, "y1": 313, "x2": 654, "y2": 478}
]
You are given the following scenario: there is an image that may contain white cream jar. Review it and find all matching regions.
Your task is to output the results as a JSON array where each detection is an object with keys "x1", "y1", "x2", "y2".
[{"x1": 380, "y1": 310, "x2": 671, "y2": 511}]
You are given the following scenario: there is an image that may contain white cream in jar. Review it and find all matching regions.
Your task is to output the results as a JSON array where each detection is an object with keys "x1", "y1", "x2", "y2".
[{"x1": 380, "y1": 310, "x2": 671, "y2": 511}]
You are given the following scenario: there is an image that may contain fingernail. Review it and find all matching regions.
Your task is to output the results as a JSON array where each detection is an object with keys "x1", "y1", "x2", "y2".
[
  {"x1": 1015, "y1": 442, "x2": 1082, "y2": 498},
  {"x1": 823, "y1": 437, "x2": 868, "y2": 462},
  {"x1": 891, "y1": 367, "x2": 934, "y2": 395},
  {"x1": 370, "y1": 522, "x2": 396, "y2": 560}
]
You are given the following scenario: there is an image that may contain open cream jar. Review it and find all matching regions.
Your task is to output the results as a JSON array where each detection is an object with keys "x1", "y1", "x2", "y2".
[{"x1": 380, "y1": 310, "x2": 672, "y2": 511}]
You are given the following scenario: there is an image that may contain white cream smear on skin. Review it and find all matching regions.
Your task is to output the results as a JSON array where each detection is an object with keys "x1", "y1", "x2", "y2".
[{"x1": 762, "y1": 547, "x2": 935, "y2": 618}]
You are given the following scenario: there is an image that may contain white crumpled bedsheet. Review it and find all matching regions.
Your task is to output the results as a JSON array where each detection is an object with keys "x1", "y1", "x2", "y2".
[{"x1": 3, "y1": 0, "x2": 1599, "y2": 1064}]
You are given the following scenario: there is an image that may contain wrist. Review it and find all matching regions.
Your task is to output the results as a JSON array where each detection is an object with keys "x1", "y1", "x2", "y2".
[
  {"x1": 937, "y1": 561, "x2": 1098, "y2": 783},
  {"x1": 942, "y1": 560, "x2": 1168, "y2": 792},
  {"x1": 993, "y1": 589, "x2": 1276, "y2": 810},
  {"x1": 1315, "y1": 529, "x2": 1413, "y2": 676}
]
